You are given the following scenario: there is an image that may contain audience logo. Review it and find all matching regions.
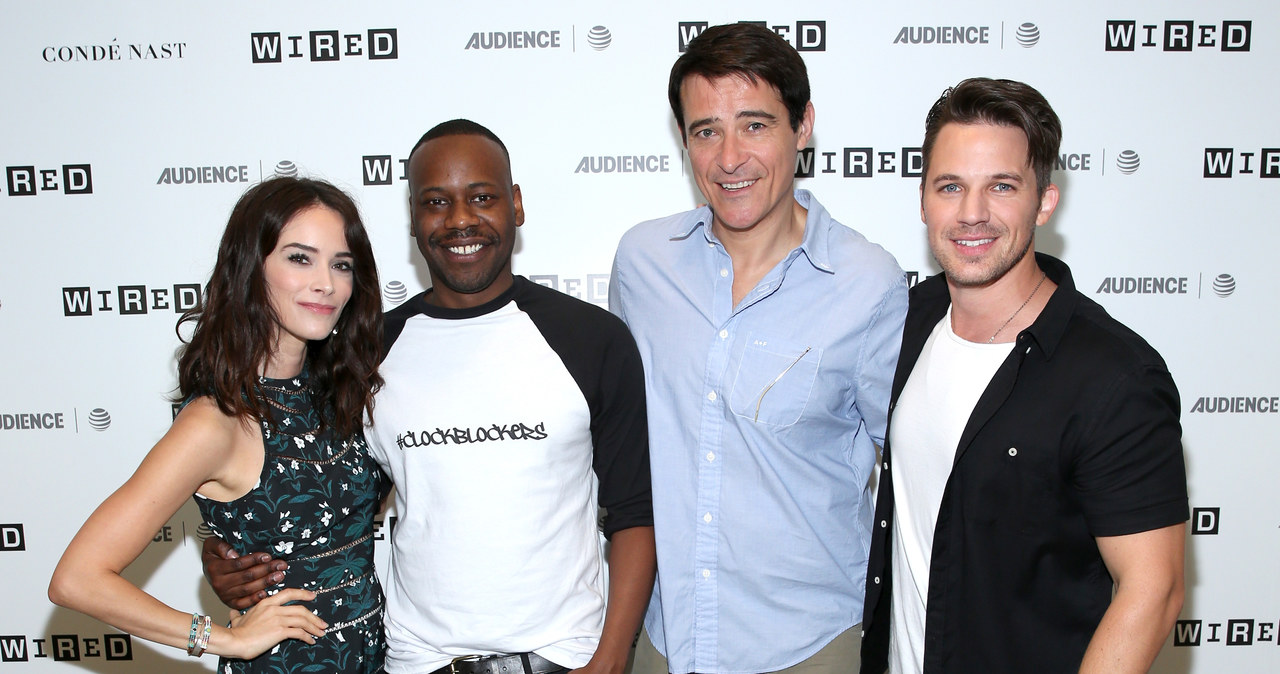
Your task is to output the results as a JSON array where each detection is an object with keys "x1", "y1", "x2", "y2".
[
  {"x1": 1095, "y1": 276, "x2": 1189, "y2": 295},
  {"x1": 1203, "y1": 148, "x2": 1280, "y2": 178},
  {"x1": 3, "y1": 164, "x2": 92, "y2": 196},
  {"x1": 893, "y1": 25, "x2": 992, "y2": 46},
  {"x1": 251, "y1": 29, "x2": 398, "y2": 63},
  {"x1": 1014, "y1": 23, "x2": 1041, "y2": 47},
  {"x1": 575, "y1": 154, "x2": 672, "y2": 174},
  {"x1": 273, "y1": 160, "x2": 298, "y2": 178},
  {"x1": 0, "y1": 634, "x2": 132, "y2": 663},
  {"x1": 586, "y1": 26, "x2": 612, "y2": 50},
  {"x1": 1, "y1": 412, "x2": 67, "y2": 431},
  {"x1": 1105, "y1": 20, "x2": 1251, "y2": 52},
  {"x1": 465, "y1": 29, "x2": 562, "y2": 50},
  {"x1": 383, "y1": 280, "x2": 408, "y2": 306},
  {"x1": 1094, "y1": 273, "x2": 1239, "y2": 298},
  {"x1": 156, "y1": 164, "x2": 251, "y2": 186},
  {"x1": 678, "y1": 20, "x2": 826, "y2": 52},
  {"x1": 62, "y1": 283, "x2": 202, "y2": 317},
  {"x1": 1189, "y1": 396, "x2": 1279, "y2": 414}
]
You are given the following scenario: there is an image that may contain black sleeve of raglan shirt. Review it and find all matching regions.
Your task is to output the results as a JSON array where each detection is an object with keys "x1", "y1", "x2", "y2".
[{"x1": 514, "y1": 278, "x2": 653, "y2": 538}]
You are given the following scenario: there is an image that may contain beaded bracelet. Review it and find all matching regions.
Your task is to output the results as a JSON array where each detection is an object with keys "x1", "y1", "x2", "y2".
[
  {"x1": 186, "y1": 613, "x2": 212, "y2": 657},
  {"x1": 185, "y1": 613, "x2": 201, "y2": 656},
  {"x1": 194, "y1": 614, "x2": 212, "y2": 657}
]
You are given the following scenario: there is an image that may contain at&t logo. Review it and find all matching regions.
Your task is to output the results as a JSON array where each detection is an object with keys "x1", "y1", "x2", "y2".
[
  {"x1": 251, "y1": 29, "x2": 398, "y2": 63},
  {"x1": 384, "y1": 280, "x2": 408, "y2": 306},
  {"x1": 1203, "y1": 147, "x2": 1280, "y2": 178},
  {"x1": 586, "y1": 26, "x2": 612, "y2": 51},
  {"x1": 1105, "y1": 19, "x2": 1251, "y2": 51},
  {"x1": 4, "y1": 164, "x2": 92, "y2": 196},
  {"x1": 678, "y1": 21, "x2": 826, "y2": 52},
  {"x1": 1014, "y1": 23, "x2": 1040, "y2": 47}
]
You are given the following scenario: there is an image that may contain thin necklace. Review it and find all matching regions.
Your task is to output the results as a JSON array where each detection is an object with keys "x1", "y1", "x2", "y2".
[{"x1": 988, "y1": 271, "x2": 1047, "y2": 343}]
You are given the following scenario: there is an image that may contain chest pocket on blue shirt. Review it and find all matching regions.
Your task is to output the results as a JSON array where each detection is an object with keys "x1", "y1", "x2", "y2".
[{"x1": 728, "y1": 340, "x2": 821, "y2": 427}]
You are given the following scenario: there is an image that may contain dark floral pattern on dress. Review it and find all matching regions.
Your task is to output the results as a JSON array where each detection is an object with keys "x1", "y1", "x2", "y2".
[{"x1": 194, "y1": 373, "x2": 385, "y2": 673}]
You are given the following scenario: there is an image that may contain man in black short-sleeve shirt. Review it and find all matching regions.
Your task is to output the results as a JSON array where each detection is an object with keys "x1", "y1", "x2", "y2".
[{"x1": 861, "y1": 79, "x2": 1188, "y2": 673}]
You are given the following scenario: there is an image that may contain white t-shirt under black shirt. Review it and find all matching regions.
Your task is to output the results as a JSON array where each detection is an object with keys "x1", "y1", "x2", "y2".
[{"x1": 888, "y1": 307, "x2": 1013, "y2": 674}]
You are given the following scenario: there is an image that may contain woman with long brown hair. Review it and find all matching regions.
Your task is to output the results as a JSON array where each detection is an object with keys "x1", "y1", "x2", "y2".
[{"x1": 50, "y1": 176, "x2": 386, "y2": 672}]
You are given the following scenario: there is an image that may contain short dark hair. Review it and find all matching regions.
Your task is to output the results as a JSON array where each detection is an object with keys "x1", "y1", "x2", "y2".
[
  {"x1": 921, "y1": 77, "x2": 1062, "y2": 195},
  {"x1": 407, "y1": 119, "x2": 509, "y2": 164},
  {"x1": 668, "y1": 23, "x2": 810, "y2": 139},
  {"x1": 177, "y1": 176, "x2": 383, "y2": 438}
]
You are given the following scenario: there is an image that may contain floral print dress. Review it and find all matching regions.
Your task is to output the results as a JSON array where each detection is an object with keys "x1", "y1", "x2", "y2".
[{"x1": 194, "y1": 373, "x2": 385, "y2": 673}]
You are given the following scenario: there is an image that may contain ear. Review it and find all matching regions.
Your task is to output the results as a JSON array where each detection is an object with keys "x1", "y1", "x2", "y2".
[
  {"x1": 512, "y1": 184, "x2": 525, "y2": 227},
  {"x1": 919, "y1": 182, "x2": 926, "y2": 224},
  {"x1": 1035, "y1": 183, "x2": 1060, "y2": 227},
  {"x1": 795, "y1": 101, "x2": 816, "y2": 150}
]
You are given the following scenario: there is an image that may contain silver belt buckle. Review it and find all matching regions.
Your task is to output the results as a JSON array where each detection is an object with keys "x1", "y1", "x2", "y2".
[{"x1": 450, "y1": 654, "x2": 484, "y2": 674}]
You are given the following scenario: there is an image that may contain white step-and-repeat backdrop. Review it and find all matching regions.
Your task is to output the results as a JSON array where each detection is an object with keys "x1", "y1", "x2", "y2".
[{"x1": 2, "y1": 2, "x2": 1276, "y2": 672}]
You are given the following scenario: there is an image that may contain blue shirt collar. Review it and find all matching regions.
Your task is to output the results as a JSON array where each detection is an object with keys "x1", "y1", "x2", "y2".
[{"x1": 668, "y1": 189, "x2": 835, "y2": 274}]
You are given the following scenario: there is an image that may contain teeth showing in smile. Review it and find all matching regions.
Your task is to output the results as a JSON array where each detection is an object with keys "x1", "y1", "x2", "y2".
[
  {"x1": 448, "y1": 244, "x2": 483, "y2": 255},
  {"x1": 720, "y1": 180, "x2": 756, "y2": 191},
  {"x1": 957, "y1": 238, "x2": 994, "y2": 247}
]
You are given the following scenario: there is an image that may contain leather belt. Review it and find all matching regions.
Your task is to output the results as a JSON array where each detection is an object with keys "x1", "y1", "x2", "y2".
[{"x1": 432, "y1": 652, "x2": 567, "y2": 674}]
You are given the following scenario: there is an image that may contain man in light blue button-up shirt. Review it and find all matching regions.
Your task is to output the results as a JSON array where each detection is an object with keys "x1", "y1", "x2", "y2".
[{"x1": 610, "y1": 23, "x2": 907, "y2": 674}]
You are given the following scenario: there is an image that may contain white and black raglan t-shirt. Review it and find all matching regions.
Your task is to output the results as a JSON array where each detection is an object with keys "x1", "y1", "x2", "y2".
[{"x1": 366, "y1": 276, "x2": 652, "y2": 673}]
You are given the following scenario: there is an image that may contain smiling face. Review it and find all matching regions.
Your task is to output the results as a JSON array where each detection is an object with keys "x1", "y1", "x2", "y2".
[
  {"x1": 262, "y1": 205, "x2": 354, "y2": 357},
  {"x1": 680, "y1": 74, "x2": 813, "y2": 238},
  {"x1": 408, "y1": 133, "x2": 524, "y2": 309},
  {"x1": 922, "y1": 122, "x2": 1059, "y2": 289}
]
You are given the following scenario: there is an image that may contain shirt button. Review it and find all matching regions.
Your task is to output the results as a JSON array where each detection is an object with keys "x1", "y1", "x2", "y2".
[
  {"x1": 883, "y1": 461, "x2": 889, "y2": 471},
  {"x1": 719, "y1": 329, "x2": 728, "y2": 339},
  {"x1": 703, "y1": 512, "x2": 713, "y2": 523},
  {"x1": 1008, "y1": 447, "x2": 1018, "y2": 457},
  {"x1": 702, "y1": 569, "x2": 711, "y2": 579},
  {"x1": 707, "y1": 391, "x2": 717, "y2": 402},
  {"x1": 880, "y1": 520, "x2": 887, "y2": 528},
  {"x1": 720, "y1": 268, "x2": 729, "y2": 278},
  {"x1": 873, "y1": 576, "x2": 881, "y2": 584},
  {"x1": 706, "y1": 451, "x2": 715, "y2": 462}
]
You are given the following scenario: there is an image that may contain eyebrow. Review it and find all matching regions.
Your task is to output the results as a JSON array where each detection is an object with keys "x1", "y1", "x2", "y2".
[
  {"x1": 281, "y1": 242, "x2": 353, "y2": 257},
  {"x1": 686, "y1": 109, "x2": 778, "y2": 134},
  {"x1": 416, "y1": 181, "x2": 500, "y2": 195},
  {"x1": 931, "y1": 172, "x2": 1026, "y2": 185}
]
